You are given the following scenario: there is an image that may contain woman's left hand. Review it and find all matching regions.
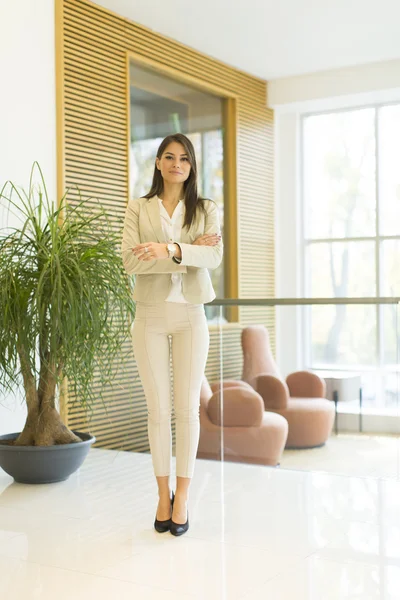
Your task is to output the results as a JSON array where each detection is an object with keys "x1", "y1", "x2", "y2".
[{"x1": 132, "y1": 242, "x2": 168, "y2": 261}]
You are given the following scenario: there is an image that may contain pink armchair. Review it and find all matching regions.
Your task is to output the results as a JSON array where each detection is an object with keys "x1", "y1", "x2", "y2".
[
  {"x1": 242, "y1": 326, "x2": 335, "y2": 448},
  {"x1": 197, "y1": 377, "x2": 288, "y2": 466}
]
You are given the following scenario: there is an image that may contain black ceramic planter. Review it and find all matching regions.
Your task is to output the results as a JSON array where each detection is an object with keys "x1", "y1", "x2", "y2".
[{"x1": 0, "y1": 431, "x2": 96, "y2": 484}]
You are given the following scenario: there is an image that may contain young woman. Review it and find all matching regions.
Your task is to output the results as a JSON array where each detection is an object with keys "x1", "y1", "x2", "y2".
[{"x1": 122, "y1": 133, "x2": 223, "y2": 536}]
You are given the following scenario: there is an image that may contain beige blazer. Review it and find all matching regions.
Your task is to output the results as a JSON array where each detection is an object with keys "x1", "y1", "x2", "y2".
[{"x1": 121, "y1": 196, "x2": 223, "y2": 304}]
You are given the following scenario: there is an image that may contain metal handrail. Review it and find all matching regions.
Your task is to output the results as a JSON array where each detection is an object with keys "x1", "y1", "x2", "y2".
[{"x1": 209, "y1": 297, "x2": 400, "y2": 306}]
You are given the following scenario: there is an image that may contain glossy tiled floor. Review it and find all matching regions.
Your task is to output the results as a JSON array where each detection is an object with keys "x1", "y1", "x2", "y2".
[
  {"x1": 1, "y1": 447, "x2": 400, "y2": 599},
  {"x1": 281, "y1": 433, "x2": 400, "y2": 479}
]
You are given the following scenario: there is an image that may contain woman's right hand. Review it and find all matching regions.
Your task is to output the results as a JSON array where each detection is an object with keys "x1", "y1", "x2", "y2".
[{"x1": 193, "y1": 234, "x2": 221, "y2": 246}]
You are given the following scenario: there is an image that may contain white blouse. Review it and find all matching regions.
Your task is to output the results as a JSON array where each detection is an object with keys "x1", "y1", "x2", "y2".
[{"x1": 157, "y1": 196, "x2": 188, "y2": 304}]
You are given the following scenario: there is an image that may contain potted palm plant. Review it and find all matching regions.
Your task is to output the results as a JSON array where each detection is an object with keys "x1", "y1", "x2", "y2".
[{"x1": 0, "y1": 164, "x2": 135, "y2": 484}]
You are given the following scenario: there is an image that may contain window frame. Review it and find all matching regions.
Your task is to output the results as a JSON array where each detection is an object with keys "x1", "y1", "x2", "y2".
[{"x1": 300, "y1": 101, "x2": 400, "y2": 406}]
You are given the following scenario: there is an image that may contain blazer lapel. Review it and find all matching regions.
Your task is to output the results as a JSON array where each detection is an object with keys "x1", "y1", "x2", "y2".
[
  {"x1": 145, "y1": 196, "x2": 165, "y2": 243},
  {"x1": 180, "y1": 202, "x2": 202, "y2": 243},
  {"x1": 179, "y1": 202, "x2": 192, "y2": 243},
  {"x1": 180, "y1": 222, "x2": 192, "y2": 243}
]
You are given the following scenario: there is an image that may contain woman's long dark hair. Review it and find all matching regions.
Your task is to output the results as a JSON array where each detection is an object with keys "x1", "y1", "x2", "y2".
[{"x1": 142, "y1": 133, "x2": 206, "y2": 229}]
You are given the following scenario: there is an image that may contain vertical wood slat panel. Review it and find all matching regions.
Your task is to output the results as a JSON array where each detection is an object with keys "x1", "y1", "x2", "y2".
[{"x1": 59, "y1": 0, "x2": 274, "y2": 452}]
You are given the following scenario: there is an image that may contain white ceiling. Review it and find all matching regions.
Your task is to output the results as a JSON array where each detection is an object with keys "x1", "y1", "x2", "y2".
[{"x1": 94, "y1": 0, "x2": 400, "y2": 81}]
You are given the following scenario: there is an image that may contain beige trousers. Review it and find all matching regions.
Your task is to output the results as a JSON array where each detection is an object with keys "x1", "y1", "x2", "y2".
[{"x1": 131, "y1": 301, "x2": 210, "y2": 478}]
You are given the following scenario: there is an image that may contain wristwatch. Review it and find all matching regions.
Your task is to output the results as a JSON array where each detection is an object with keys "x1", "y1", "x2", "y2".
[{"x1": 167, "y1": 243, "x2": 176, "y2": 258}]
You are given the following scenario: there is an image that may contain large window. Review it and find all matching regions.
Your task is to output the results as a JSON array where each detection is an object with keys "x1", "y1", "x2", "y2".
[
  {"x1": 129, "y1": 61, "x2": 225, "y2": 320},
  {"x1": 303, "y1": 105, "x2": 400, "y2": 408}
]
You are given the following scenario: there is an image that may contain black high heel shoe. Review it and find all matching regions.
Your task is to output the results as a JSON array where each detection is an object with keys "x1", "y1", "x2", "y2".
[
  {"x1": 154, "y1": 490, "x2": 175, "y2": 533},
  {"x1": 170, "y1": 504, "x2": 189, "y2": 537}
]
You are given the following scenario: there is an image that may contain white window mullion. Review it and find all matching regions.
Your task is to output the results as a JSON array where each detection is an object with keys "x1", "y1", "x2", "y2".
[
  {"x1": 305, "y1": 235, "x2": 377, "y2": 244},
  {"x1": 375, "y1": 106, "x2": 384, "y2": 407},
  {"x1": 300, "y1": 115, "x2": 312, "y2": 367}
]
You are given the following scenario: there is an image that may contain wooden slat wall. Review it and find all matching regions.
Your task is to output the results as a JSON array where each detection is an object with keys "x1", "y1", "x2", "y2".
[
  {"x1": 238, "y1": 105, "x2": 275, "y2": 349},
  {"x1": 58, "y1": 0, "x2": 274, "y2": 451}
]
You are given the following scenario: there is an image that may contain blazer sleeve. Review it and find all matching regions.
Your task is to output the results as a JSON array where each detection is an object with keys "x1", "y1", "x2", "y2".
[
  {"x1": 121, "y1": 199, "x2": 187, "y2": 275},
  {"x1": 174, "y1": 200, "x2": 223, "y2": 270}
]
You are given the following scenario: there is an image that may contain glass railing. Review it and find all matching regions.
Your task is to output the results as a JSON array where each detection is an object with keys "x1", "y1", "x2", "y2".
[
  {"x1": 199, "y1": 297, "x2": 400, "y2": 481},
  {"x1": 76, "y1": 296, "x2": 399, "y2": 484},
  {"x1": 71, "y1": 297, "x2": 399, "y2": 600}
]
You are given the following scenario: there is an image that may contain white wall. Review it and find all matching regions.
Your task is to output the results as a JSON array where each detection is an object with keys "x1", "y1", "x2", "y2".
[
  {"x1": 272, "y1": 59, "x2": 400, "y2": 378},
  {"x1": 274, "y1": 112, "x2": 304, "y2": 376},
  {"x1": 0, "y1": 0, "x2": 57, "y2": 434},
  {"x1": 269, "y1": 58, "x2": 400, "y2": 112}
]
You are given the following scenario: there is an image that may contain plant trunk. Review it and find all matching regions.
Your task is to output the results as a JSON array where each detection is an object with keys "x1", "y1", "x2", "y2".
[
  {"x1": 14, "y1": 402, "x2": 81, "y2": 446},
  {"x1": 14, "y1": 348, "x2": 81, "y2": 446}
]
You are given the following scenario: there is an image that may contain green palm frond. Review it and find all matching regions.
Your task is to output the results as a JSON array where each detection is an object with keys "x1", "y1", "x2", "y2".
[{"x1": 0, "y1": 162, "x2": 135, "y2": 410}]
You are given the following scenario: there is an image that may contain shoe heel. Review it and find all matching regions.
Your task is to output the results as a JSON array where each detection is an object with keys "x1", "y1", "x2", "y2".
[{"x1": 154, "y1": 490, "x2": 175, "y2": 533}]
